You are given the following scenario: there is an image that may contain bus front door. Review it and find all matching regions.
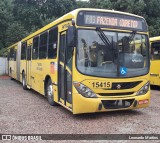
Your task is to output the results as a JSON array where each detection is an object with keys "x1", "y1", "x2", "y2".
[
  {"x1": 58, "y1": 32, "x2": 73, "y2": 109},
  {"x1": 27, "y1": 46, "x2": 31, "y2": 87}
]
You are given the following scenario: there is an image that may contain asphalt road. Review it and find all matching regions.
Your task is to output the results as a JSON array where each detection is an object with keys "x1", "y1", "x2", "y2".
[{"x1": 0, "y1": 76, "x2": 160, "y2": 143}]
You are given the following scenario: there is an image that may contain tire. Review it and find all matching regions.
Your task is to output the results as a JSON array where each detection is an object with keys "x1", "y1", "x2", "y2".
[
  {"x1": 22, "y1": 73, "x2": 27, "y2": 90},
  {"x1": 46, "y1": 79, "x2": 57, "y2": 106}
]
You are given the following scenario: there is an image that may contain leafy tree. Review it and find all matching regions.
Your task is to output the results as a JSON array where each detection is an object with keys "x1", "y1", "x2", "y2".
[
  {"x1": 89, "y1": 0, "x2": 113, "y2": 9},
  {"x1": 1, "y1": 0, "x2": 160, "y2": 51},
  {"x1": 13, "y1": 0, "x2": 42, "y2": 33},
  {"x1": 76, "y1": 1, "x2": 89, "y2": 8},
  {"x1": 0, "y1": 0, "x2": 13, "y2": 49},
  {"x1": 41, "y1": 17, "x2": 57, "y2": 26},
  {"x1": 5, "y1": 22, "x2": 28, "y2": 46},
  {"x1": 39, "y1": 0, "x2": 77, "y2": 20},
  {"x1": 142, "y1": 0, "x2": 160, "y2": 36}
]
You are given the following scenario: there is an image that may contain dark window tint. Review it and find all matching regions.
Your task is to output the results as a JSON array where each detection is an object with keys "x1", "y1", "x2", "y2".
[
  {"x1": 32, "y1": 37, "x2": 39, "y2": 59},
  {"x1": 27, "y1": 46, "x2": 31, "y2": 60},
  {"x1": 14, "y1": 50, "x2": 17, "y2": 61},
  {"x1": 21, "y1": 42, "x2": 26, "y2": 60},
  {"x1": 48, "y1": 27, "x2": 58, "y2": 59},
  {"x1": 59, "y1": 34, "x2": 66, "y2": 63},
  {"x1": 66, "y1": 40, "x2": 73, "y2": 69},
  {"x1": 39, "y1": 32, "x2": 48, "y2": 59},
  {"x1": 151, "y1": 42, "x2": 160, "y2": 60},
  {"x1": 10, "y1": 48, "x2": 14, "y2": 60}
]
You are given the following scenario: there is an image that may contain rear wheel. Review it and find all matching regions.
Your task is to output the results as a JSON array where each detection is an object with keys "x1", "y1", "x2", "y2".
[
  {"x1": 46, "y1": 79, "x2": 57, "y2": 106},
  {"x1": 22, "y1": 73, "x2": 27, "y2": 90}
]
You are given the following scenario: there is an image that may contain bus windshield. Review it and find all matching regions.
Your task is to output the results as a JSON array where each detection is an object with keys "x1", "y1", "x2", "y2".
[{"x1": 77, "y1": 29, "x2": 149, "y2": 78}]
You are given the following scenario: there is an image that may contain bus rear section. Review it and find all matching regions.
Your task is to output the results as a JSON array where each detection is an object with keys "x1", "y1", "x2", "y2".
[{"x1": 150, "y1": 36, "x2": 160, "y2": 86}]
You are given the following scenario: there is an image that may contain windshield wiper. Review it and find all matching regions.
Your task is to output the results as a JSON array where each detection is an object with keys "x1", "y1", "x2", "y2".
[
  {"x1": 128, "y1": 30, "x2": 137, "y2": 44},
  {"x1": 96, "y1": 27, "x2": 112, "y2": 50},
  {"x1": 96, "y1": 27, "x2": 120, "y2": 76}
]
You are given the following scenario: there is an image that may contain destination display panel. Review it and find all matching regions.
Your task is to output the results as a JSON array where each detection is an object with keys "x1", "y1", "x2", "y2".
[{"x1": 77, "y1": 11, "x2": 148, "y2": 32}]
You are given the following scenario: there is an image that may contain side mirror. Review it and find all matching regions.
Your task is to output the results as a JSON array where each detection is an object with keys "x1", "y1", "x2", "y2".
[{"x1": 67, "y1": 26, "x2": 76, "y2": 47}]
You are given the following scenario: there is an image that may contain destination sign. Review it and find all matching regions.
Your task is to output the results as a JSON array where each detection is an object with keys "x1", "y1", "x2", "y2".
[
  {"x1": 84, "y1": 15, "x2": 142, "y2": 30},
  {"x1": 77, "y1": 11, "x2": 147, "y2": 32}
]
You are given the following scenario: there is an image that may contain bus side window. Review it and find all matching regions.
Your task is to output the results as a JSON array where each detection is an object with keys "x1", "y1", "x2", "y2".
[
  {"x1": 27, "y1": 46, "x2": 31, "y2": 60},
  {"x1": 14, "y1": 50, "x2": 17, "y2": 61},
  {"x1": 10, "y1": 48, "x2": 14, "y2": 61},
  {"x1": 48, "y1": 27, "x2": 58, "y2": 59},
  {"x1": 32, "y1": 37, "x2": 39, "y2": 59},
  {"x1": 21, "y1": 42, "x2": 26, "y2": 60},
  {"x1": 151, "y1": 42, "x2": 160, "y2": 60},
  {"x1": 39, "y1": 32, "x2": 48, "y2": 59}
]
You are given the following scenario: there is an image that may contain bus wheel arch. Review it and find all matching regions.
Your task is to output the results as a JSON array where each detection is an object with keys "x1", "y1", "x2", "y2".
[{"x1": 44, "y1": 75, "x2": 57, "y2": 106}]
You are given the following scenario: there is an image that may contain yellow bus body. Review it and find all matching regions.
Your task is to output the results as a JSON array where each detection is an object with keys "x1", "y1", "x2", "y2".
[
  {"x1": 5, "y1": 8, "x2": 150, "y2": 114},
  {"x1": 150, "y1": 36, "x2": 160, "y2": 86}
]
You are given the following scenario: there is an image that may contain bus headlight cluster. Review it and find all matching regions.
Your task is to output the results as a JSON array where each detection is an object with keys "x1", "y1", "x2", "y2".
[
  {"x1": 73, "y1": 82, "x2": 98, "y2": 98},
  {"x1": 137, "y1": 82, "x2": 150, "y2": 96}
]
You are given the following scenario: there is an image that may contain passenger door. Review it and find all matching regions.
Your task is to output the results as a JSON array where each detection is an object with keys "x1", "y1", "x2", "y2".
[{"x1": 58, "y1": 31, "x2": 73, "y2": 108}]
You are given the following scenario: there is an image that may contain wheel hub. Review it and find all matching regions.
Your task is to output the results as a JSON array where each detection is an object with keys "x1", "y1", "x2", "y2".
[{"x1": 47, "y1": 85, "x2": 53, "y2": 97}]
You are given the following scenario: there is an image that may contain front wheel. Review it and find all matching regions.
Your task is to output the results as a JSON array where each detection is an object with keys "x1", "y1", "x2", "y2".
[
  {"x1": 22, "y1": 73, "x2": 27, "y2": 90},
  {"x1": 46, "y1": 79, "x2": 57, "y2": 106}
]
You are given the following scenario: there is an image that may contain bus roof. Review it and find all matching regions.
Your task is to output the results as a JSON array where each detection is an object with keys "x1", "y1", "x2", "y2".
[
  {"x1": 150, "y1": 36, "x2": 160, "y2": 42},
  {"x1": 5, "y1": 8, "x2": 146, "y2": 50},
  {"x1": 71, "y1": 8, "x2": 145, "y2": 19}
]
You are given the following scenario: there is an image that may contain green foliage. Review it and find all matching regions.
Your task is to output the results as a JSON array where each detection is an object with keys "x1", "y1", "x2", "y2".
[
  {"x1": 0, "y1": 0, "x2": 13, "y2": 49},
  {"x1": 89, "y1": 0, "x2": 112, "y2": 9},
  {"x1": 76, "y1": 1, "x2": 89, "y2": 8},
  {"x1": 41, "y1": 17, "x2": 57, "y2": 27},
  {"x1": 13, "y1": 0, "x2": 43, "y2": 32},
  {"x1": 5, "y1": 22, "x2": 28, "y2": 46},
  {"x1": 1, "y1": 0, "x2": 160, "y2": 52}
]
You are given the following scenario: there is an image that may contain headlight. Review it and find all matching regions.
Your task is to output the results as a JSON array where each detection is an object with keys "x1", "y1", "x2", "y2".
[
  {"x1": 137, "y1": 82, "x2": 150, "y2": 96},
  {"x1": 73, "y1": 82, "x2": 98, "y2": 98}
]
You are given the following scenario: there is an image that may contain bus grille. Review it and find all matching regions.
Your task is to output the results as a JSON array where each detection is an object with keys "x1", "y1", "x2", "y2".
[
  {"x1": 109, "y1": 81, "x2": 142, "y2": 90},
  {"x1": 101, "y1": 99, "x2": 134, "y2": 109},
  {"x1": 98, "y1": 92, "x2": 134, "y2": 96}
]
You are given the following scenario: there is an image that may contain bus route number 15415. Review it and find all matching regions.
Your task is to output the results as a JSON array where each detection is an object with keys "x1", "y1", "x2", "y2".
[{"x1": 92, "y1": 82, "x2": 111, "y2": 89}]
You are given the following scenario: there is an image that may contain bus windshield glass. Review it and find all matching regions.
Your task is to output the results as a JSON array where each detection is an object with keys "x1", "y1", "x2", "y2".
[{"x1": 77, "y1": 29, "x2": 149, "y2": 78}]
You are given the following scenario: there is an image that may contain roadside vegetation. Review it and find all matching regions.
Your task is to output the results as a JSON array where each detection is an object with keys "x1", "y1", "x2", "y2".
[{"x1": 0, "y1": 0, "x2": 160, "y2": 50}]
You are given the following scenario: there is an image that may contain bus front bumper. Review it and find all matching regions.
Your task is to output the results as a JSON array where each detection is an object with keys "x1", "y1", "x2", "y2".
[{"x1": 72, "y1": 92, "x2": 150, "y2": 114}]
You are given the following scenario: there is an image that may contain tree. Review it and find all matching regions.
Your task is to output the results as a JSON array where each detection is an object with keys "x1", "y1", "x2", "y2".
[
  {"x1": 76, "y1": 1, "x2": 89, "y2": 8},
  {"x1": 5, "y1": 22, "x2": 28, "y2": 46},
  {"x1": 1, "y1": 0, "x2": 160, "y2": 51},
  {"x1": 142, "y1": 0, "x2": 160, "y2": 36},
  {"x1": 89, "y1": 0, "x2": 113, "y2": 9},
  {"x1": 39, "y1": 0, "x2": 77, "y2": 20},
  {"x1": 13, "y1": 0, "x2": 43, "y2": 33},
  {"x1": 0, "y1": 0, "x2": 13, "y2": 49}
]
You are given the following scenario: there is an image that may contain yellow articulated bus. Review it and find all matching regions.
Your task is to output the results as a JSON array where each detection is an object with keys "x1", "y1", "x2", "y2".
[
  {"x1": 6, "y1": 8, "x2": 150, "y2": 114},
  {"x1": 150, "y1": 36, "x2": 160, "y2": 86}
]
